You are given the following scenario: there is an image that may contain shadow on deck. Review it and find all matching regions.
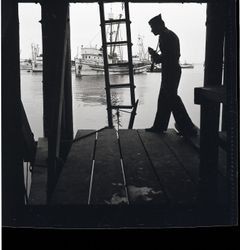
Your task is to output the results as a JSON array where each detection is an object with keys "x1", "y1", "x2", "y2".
[{"x1": 27, "y1": 128, "x2": 228, "y2": 228}]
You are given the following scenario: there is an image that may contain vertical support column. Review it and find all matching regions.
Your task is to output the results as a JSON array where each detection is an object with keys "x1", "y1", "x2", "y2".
[
  {"x1": 2, "y1": 0, "x2": 25, "y2": 225},
  {"x1": 61, "y1": 13, "x2": 74, "y2": 160},
  {"x1": 221, "y1": 39, "x2": 227, "y2": 131},
  {"x1": 225, "y1": 0, "x2": 238, "y2": 225},
  {"x1": 41, "y1": 0, "x2": 72, "y2": 202},
  {"x1": 198, "y1": 1, "x2": 226, "y2": 222},
  {"x1": 41, "y1": 1, "x2": 73, "y2": 140}
]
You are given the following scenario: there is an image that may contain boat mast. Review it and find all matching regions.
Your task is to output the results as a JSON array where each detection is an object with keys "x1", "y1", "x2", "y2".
[
  {"x1": 112, "y1": 14, "x2": 122, "y2": 58},
  {"x1": 109, "y1": 9, "x2": 114, "y2": 57}
]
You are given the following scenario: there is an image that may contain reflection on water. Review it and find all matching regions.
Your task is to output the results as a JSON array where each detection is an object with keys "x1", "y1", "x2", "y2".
[
  {"x1": 73, "y1": 75, "x2": 106, "y2": 106},
  {"x1": 20, "y1": 64, "x2": 204, "y2": 139}
]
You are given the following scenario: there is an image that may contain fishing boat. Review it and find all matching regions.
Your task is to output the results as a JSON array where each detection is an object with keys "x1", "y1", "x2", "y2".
[
  {"x1": 75, "y1": 46, "x2": 150, "y2": 76},
  {"x1": 146, "y1": 64, "x2": 162, "y2": 72},
  {"x1": 31, "y1": 44, "x2": 43, "y2": 72},
  {"x1": 180, "y1": 61, "x2": 194, "y2": 69},
  {"x1": 74, "y1": 13, "x2": 150, "y2": 77},
  {"x1": 31, "y1": 43, "x2": 75, "y2": 72},
  {"x1": 20, "y1": 59, "x2": 32, "y2": 71},
  {"x1": 147, "y1": 61, "x2": 193, "y2": 72}
]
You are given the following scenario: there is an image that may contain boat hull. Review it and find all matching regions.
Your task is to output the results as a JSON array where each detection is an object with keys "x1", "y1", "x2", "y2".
[
  {"x1": 75, "y1": 62, "x2": 148, "y2": 76},
  {"x1": 32, "y1": 67, "x2": 43, "y2": 72},
  {"x1": 180, "y1": 63, "x2": 194, "y2": 69}
]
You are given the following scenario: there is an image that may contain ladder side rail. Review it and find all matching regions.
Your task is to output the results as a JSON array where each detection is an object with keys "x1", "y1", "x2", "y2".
[
  {"x1": 128, "y1": 99, "x2": 139, "y2": 129},
  {"x1": 124, "y1": 2, "x2": 135, "y2": 105},
  {"x1": 99, "y1": 2, "x2": 113, "y2": 128}
]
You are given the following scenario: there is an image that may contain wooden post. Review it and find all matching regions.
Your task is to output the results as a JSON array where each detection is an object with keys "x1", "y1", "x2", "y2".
[
  {"x1": 60, "y1": 15, "x2": 74, "y2": 160},
  {"x1": 198, "y1": 1, "x2": 226, "y2": 222},
  {"x1": 224, "y1": 0, "x2": 238, "y2": 225},
  {"x1": 41, "y1": 0, "x2": 72, "y2": 202},
  {"x1": 2, "y1": 0, "x2": 25, "y2": 225},
  {"x1": 221, "y1": 39, "x2": 227, "y2": 131}
]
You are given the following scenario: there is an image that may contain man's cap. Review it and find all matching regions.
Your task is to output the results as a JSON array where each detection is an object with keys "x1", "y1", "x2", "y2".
[{"x1": 148, "y1": 14, "x2": 165, "y2": 27}]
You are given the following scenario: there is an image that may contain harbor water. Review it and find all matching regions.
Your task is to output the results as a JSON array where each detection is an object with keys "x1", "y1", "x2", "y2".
[{"x1": 20, "y1": 64, "x2": 204, "y2": 140}]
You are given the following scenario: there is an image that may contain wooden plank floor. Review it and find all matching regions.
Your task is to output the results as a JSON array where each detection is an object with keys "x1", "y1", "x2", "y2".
[
  {"x1": 51, "y1": 130, "x2": 96, "y2": 204},
  {"x1": 30, "y1": 128, "x2": 227, "y2": 208},
  {"x1": 138, "y1": 130, "x2": 197, "y2": 206},
  {"x1": 119, "y1": 130, "x2": 167, "y2": 204},
  {"x1": 29, "y1": 138, "x2": 48, "y2": 204}
]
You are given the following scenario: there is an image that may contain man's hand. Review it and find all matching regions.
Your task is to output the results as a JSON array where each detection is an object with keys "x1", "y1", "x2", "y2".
[
  {"x1": 148, "y1": 47, "x2": 155, "y2": 56},
  {"x1": 148, "y1": 47, "x2": 161, "y2": 64}
]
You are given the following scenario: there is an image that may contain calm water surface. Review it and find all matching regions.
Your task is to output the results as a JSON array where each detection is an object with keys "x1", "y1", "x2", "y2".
[{"x1": 20, "y1": 64, "x2": 204, "y2": 139}]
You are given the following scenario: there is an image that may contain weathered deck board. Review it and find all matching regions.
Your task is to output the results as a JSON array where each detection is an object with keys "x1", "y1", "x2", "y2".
[
  {"x1": 161, "y1": 130, "x2": 227, "y2": 205},
  {"x1": 217, "y1": 174, "x2": 228, "y2": 206},
  {"x1": 138, "y1": 130, "x2": 197, "y2": 206},
  {"x1": 29, "y1": 137, "x2": 48, "y2": 204},
  {"x1": 181, "y1": 129, "x2": 227, "y2": 177},
  {"x1": 161, "y1": 129, "x2": 199, "y2": 184},
  {"x1": 29, "y1": 167, "x2": 47, "y2": 205},
  {"x1": 51, "y1": 130, "x2": 96, "y2": 204},
  {"x1": 90, "y1": 129, "x2": 127, "y2": 205},
  {"x1": 218, "y1": 148, "x2": 227, "y2": 177},
  {"x1": 118, "y1": 129, "x2": 167, "y2": 205},
  {"x1": 29, "y1": 129, "x2": 227, "y2": 209},
  {"x1": 34, "y1": 138, "x2": 48, "y2": 168}
]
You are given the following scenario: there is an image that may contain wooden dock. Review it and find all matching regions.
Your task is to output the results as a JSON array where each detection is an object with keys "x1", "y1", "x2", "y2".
[
  {"x1": 2, "y1": 0, "x2": 237, "y2": 228},
  {"x1": 28, "y1": 128, "x2": 228, "y2": 228}
]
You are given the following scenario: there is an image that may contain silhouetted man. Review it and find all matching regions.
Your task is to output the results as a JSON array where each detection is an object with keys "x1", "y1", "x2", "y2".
[{"x1": 146, "y1": 14, "x2": 197, "y2": 136}]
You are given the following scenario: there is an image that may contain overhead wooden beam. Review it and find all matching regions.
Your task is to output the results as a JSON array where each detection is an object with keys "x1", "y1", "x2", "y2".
[
  {"x1": 2, "y1": 0, "x2": 25, "y2": 226},
  {"x1": 16, "y1": 0, "x2": 222, "y2": 3}
]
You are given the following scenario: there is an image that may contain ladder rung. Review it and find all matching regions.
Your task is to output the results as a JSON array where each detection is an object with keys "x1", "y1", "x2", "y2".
[
  {"x1": 108, "y1": 62, "x2": 129, "y2": 67},
  {"x1": 105, "y1": 18, "x2": 128, "y2": 24},
  {"x1": 111, "y1": 105, "x2": 133, "y2": 109},
  {"x1": 106, "y1": 41, "x2": 129, "y2": 46},
  {"x1": 109, "y1": 84, "x2": 131, "y2": 89}
]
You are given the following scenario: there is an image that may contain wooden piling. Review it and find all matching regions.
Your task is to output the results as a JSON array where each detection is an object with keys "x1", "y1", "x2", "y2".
[
  {"x1": 224, "y1": 0, "x2": 238, "y2": 225},
  {"x1": 41, "y1": 1, "x2": 73, "y2": 201},
  {"x1": 196, "y1": 1, "x2": 226, "y2": 221},
  {"x1": 221, "y1": 38, "x2": 227, "y2": 132},
  {"x1": 61, "y1": 10, "x2": 74, "y2": 159},
  {"x1": 2, "y1": 0, "x2": 25, "y2": 225}
]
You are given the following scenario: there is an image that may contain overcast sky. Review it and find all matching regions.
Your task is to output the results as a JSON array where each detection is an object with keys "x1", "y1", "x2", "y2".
[{"x1": 19, "y1": 2, "x2": 206, "y2": 63}]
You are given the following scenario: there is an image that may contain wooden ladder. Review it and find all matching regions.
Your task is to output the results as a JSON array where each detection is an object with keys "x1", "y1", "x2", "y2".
[{"x1": 99, "y1": 1, "x2": 138, "y2": 129}]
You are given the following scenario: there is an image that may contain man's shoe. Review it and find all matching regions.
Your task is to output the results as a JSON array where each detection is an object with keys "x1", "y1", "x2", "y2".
[
  {"x1": 188, "y1": 125, "x2": 198, "y2": 137},
  {"x1": 174, "y1": 123, "x2": 183, "y2": 135},
  {"x1": 174, "y1": 123, "x2": 198, "y2": 137}
]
